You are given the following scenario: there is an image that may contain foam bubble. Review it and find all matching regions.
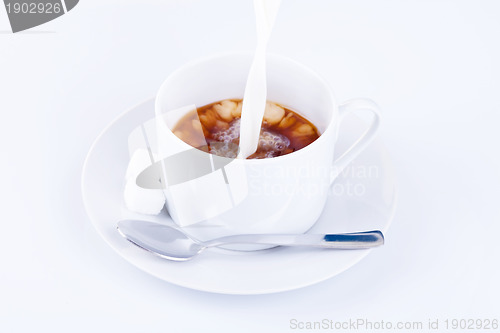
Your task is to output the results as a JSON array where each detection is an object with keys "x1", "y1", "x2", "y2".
[
  {"x1": 213, "y1": 118, "x2": 241, "y2": 143},
  {"x1": 208, "y1": 141, "x2": 239, "y2": 158},
  {"x1": 210, "y1": 119, "x2": 290, "y2": 158}
]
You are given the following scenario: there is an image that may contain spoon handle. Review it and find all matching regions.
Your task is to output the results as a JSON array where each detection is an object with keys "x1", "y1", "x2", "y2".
[{"x1": 206, "y1": 231, "x2": 384, "y2": 249}]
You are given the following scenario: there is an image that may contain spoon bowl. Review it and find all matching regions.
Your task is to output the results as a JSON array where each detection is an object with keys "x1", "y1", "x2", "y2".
[{"x1": 118, "y1": 220, "x2": 205, "y2": 261}]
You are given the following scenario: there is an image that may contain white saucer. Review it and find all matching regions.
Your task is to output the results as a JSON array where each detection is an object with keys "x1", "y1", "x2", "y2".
[{"x1": 82, "y1": 98, "x2": 397, "y2": 295}]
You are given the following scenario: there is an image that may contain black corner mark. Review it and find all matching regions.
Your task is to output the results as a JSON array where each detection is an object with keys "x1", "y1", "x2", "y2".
[
  {"x1": 3, "y1": 0, "x2": 79, "y2": 33},
  {"x1": 64, "y1": 0, "x2": 77, "y2": 11}
]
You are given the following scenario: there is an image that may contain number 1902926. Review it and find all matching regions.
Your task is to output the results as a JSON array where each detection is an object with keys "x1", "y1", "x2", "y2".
[
  {"x1": 5, "y1": 2, "x2": 62, "y2": 14},
  {"x1": 444, "y1": 319, "x2": 498, "y2": 330}
]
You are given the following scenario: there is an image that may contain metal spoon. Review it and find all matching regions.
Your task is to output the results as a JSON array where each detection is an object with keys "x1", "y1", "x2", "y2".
[{"x1": 117, "y1": 220, "x2": 384, "y2": 261}]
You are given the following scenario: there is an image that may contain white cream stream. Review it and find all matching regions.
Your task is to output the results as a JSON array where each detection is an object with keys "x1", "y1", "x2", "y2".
[{"x1": 237, "y1": 0, "x2": 282, "y2": 158}]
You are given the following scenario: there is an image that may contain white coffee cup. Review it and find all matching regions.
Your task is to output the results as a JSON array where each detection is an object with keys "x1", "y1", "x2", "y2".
[{"x1": 154, "y1": 53, "x2": 380, "y2": 246}]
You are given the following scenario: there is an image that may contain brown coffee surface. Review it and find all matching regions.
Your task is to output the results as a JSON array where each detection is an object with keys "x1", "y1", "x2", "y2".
[{"x1": 172, "y1": 99, "x2": 320, "y2": 159}]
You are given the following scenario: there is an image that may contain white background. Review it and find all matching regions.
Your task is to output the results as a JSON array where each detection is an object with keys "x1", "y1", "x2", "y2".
[{"x1": 1, "y1": 0, "x2": 499, "y2": 331}]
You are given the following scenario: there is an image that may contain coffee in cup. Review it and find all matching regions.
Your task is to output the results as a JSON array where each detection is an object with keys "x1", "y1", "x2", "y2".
[{"x1": 171, "y1": 99, "x2": 320, "y2": 159}]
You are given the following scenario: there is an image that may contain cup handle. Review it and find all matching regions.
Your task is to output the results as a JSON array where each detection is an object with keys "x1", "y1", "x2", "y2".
[{"x1": 330, "y1": 98, "x2": 381, "y2": 185}]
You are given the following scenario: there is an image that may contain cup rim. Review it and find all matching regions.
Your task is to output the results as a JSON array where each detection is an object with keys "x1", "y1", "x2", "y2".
[{"x1": 155, "y1": 51, "x2": 338, "y2": 164}]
